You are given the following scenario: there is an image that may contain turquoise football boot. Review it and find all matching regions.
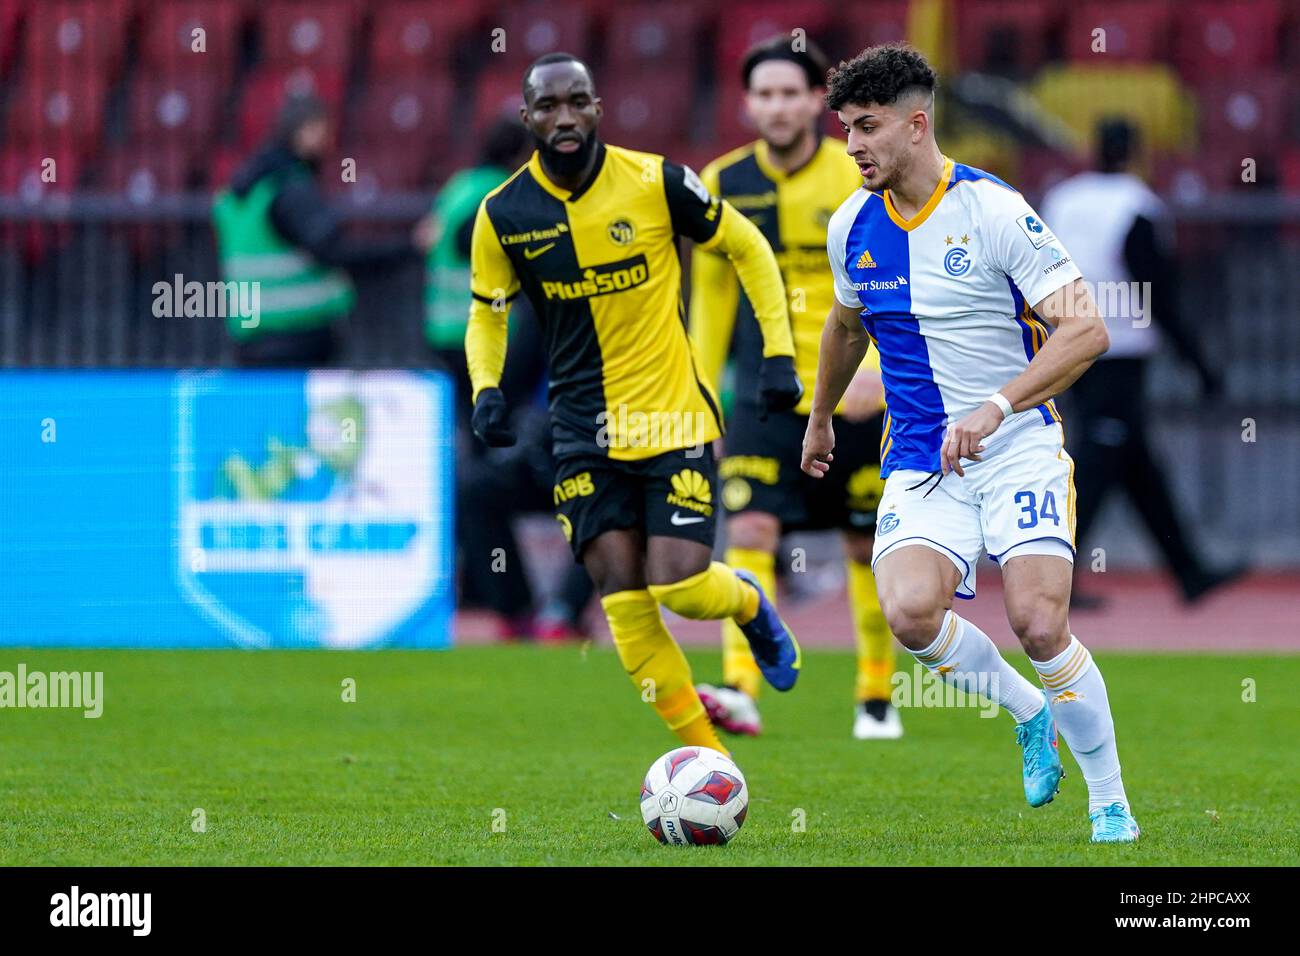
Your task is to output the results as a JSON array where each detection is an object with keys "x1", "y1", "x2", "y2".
[
  {"x1": 1015, "y1": 690, "x2": 1063, "y2": 807},
  {"x1": 1090, "y1": 802, "x2": 1141, "y2": 843},
  {"x1": 734, "y1": 569, "x2": 801, "y2": 691}
]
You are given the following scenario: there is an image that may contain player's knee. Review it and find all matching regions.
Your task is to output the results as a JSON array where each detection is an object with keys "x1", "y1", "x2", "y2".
[
  {"x1": 726, "y1": 511, "x2": 780, "y2": 553},
  {"x1": 878, "y1": 587, "x2": 947, "y2": 649},
  {"x1": 1007, "y1": 601, "x2": 1069, "y2": 659}
]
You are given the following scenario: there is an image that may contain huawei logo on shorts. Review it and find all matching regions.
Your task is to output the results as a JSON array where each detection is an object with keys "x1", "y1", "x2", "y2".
[{"x1": 666, "y1": 469, "x2": 713, "y2": 516}]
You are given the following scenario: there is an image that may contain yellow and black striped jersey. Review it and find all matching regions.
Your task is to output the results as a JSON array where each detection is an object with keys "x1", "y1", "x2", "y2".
[
  {"x1": 691, "y1": 136, "x2": 880, "y2": 417},
  {"x1": 466, "y1": 141, "x2": 794, "y2": 461}
]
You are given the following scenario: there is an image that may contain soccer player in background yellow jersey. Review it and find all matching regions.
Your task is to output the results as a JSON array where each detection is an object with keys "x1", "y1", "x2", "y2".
[
  {"x1": 465, "y1": 54, "x2": 805, "y2": 756},
  {"x1": 691, "y1": 38, "x2": 901, "y2": 740}
]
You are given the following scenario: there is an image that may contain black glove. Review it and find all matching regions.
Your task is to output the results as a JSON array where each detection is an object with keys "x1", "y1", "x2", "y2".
[
  {"x1": 759, "y1": 354, "x2": 803, "y2": 418},
  {"x1": 471, "y1": 387, "x2": 516, "y2": 447}
]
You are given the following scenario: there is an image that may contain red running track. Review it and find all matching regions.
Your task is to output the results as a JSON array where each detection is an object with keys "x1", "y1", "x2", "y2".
[{"x1": 455, "y1": 571, "x2": 1300, "y2": 653}]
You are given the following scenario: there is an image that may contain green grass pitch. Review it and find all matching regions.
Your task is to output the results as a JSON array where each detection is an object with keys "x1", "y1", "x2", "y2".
[{"x1": 1, "y1": 646, "x2": 1295, "y2": 866}]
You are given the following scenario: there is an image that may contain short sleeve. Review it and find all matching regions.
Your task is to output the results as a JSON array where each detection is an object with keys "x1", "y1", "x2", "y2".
[
  {"x1": 985, "y1": 188, "x2": 1082, "y2": 309},
  {"x1": 826, "y1": 214, "x2": 863, "y2": 309},
  {"x1": 663, "y1": 159, "x2": 724, "y2": 245},
  {"x1": 468, "y1": 199, "x2": 520, "y2": 304}
]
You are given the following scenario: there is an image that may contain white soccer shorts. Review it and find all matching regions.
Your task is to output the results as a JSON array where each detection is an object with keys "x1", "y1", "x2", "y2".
[{"x1": 871, "y1": 419, "x2": 1077, "y2": 598}]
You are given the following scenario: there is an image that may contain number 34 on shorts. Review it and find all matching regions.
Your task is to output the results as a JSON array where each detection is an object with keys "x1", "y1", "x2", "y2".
[{"x1": 871, "y1": 422, "x2": 1077, "y2": 598}]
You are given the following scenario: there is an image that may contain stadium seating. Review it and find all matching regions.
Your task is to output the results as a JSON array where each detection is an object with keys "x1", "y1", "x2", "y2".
[
  {"x1": 237, "y1": 66, "x2": 347, "y2": 148},
  {"x1": 21, "y1": 0, "x2": 131, "y2": 79},
  {"x1": 493, "y1": 0, "x2": 594, "y2": 70},
  {"x1": 956, "y1": 0, "x2": 1060, "y2": 76},
  {"x1": 598, "y1": 73, "x2": 695, "y2": 152},
  {"x1": 1063, "y1": 1, "x2": 1174, "y2": 64},
  {"x1": 259, "y1": 0, "x2": 358, "y2": 72},
  {"x1": 5, "y1": 75, "x2": 109, "y2": 157},
  {"x1": 714, "y1": 1, "x2": 835, "y2": 76},
  {"x1": 368, "y1": 1, "x2": 482, "y2": 75},
  {"x1": 129, "y1": 74, "x2": 223, "y2": 155},
  {"x1": 139, "y1": 0, "x2": 245, "y2": 82},
  {"x1": 605, "y1": 3, "x2": 704, "y2": 69},
  {"x1": 0, "y1": 0, "x2": 27, "y2": 78},
  {"x1": 1173, "y1": 1, "x2": 1286, "y2": 84}
]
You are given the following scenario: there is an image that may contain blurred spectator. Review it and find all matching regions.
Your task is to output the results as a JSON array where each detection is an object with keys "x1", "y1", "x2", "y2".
[
  {"x1": 427, "y1": 119, "x2": 594, "y2": 640},
  {"x1": 1044, "y1": 119, "x2": 1247, "y2": 605},
  {"x1": 212, "y1": 94, "x2": 432, "y2": 367}
]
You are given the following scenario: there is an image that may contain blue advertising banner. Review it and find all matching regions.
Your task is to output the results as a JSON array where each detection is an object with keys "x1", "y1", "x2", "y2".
[{"x1": 0, "y1": 370, "x2": 455, "y2": 648}]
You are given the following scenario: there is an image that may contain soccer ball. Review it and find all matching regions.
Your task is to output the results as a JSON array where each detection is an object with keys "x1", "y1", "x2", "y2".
[{"x1": 639, "y1": 746, "x2": 748, "y2": 845}]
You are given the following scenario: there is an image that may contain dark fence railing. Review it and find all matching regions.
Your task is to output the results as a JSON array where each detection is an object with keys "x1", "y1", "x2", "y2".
[{"x1": 1, "y1": 194, "x2": 1298, "y2": 565}]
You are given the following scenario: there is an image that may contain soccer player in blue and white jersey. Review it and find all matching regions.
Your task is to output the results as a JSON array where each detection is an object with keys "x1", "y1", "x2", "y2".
[{"x1": 801, "y1": 44, "x2": 1139, "y2": 843}]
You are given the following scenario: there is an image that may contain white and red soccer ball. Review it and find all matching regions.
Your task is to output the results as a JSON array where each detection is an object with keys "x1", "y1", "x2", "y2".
[{"x1": 639, "y1": 746, "x2": 748, "y2": 845}]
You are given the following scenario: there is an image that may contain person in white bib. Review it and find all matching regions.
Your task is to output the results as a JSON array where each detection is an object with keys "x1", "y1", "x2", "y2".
[{"x1": 801, "y1": 43, "x2": 1139, "y2": 843}]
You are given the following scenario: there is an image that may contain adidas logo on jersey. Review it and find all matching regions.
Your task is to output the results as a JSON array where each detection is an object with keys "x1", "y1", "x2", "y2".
[{"x1": 855, "y1": 249, "x2": 877, "y2": 269}]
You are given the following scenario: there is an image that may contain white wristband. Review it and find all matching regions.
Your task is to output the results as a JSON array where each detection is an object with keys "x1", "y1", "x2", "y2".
[{"x1": 988, "y1": 392, "x2": 1014, "y2": 420}]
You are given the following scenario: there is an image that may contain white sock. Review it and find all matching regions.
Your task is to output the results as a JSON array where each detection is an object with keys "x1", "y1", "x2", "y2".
[
  {"x1": 1032, "y1": 636, "x2": 1129, "y2": 814},
  {"x1": 910, "y1": 610, "x2": 1043, "y2": 724}
]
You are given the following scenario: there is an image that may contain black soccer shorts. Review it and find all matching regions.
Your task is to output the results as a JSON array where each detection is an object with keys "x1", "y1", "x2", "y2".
[
  {"x1": 719, "y1": 402, "x2": 886, "y2": 534},
  {"x1": 552, "y1": 444, "x2": 719, "y2": 560}
]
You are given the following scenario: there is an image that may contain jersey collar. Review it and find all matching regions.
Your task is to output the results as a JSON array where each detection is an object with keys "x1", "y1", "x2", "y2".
[
  {"x1": 883, "y1": 155, "x2": 954, "y2": 231},
  {"x1": 528, "y1": 140, "x2": 607, "y2": 203},
  {"x1": 754, "y1": 132, "x2": 823, "y2": 183}
]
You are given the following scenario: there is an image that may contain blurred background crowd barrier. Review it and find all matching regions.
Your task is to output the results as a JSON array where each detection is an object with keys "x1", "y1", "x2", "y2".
[{"x1": 1, "y1": 0, "x2": 1298, "y2": 571}]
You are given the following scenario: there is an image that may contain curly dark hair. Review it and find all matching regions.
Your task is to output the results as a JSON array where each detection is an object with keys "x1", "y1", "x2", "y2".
[{"x1": 825, "y1": 43, "x2": 937, "y2": 112}]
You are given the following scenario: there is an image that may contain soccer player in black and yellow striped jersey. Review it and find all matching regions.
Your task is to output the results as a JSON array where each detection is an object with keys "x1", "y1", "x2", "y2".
[
  {"x1": 465, "y1": 54, "x2": 804, "y2": 756},
  {"x1": 690, "y1": 38, "x2": 902, "y2": 740}
]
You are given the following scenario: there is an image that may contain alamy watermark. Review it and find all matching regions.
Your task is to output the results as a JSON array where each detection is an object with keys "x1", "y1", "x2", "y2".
[
  {"x1": 891, "y1": 664, "x2": 1000, "y2": 718},
  {"x1": 0, "y1": 663, "x2": 103, "y2": 718},
  {"x1": 152, "y1": 273, "x2": 260, "y2": 329},
  {"x1": 595, "y1": 404, "x2": 709, "y2": 458}
]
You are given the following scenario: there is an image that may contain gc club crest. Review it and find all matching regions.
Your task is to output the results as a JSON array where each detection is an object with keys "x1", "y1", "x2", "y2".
[
  {"x1": 944, "y1": 247, "x2": 972, "y2": 277},
  {"x1": 607, "y1": 218, "x2": 636, "y2": 245},
  {"x1": 175, "y1": 370, "x2": 449, "y2": 648}
]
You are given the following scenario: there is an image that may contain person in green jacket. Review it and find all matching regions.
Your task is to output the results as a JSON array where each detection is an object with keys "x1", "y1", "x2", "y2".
[
  {"x1": 425, "y1": 118, "x2": 531, "y2": 400},
  {"x1": 214, "y1": 94, "x2": 433, "y2": 366}
]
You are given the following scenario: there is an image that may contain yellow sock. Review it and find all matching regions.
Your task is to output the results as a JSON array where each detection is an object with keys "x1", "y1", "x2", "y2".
[
  {"x1": 848, "y1": 558, "x2": 895, "y2": 702},
  {"x1": 601, "y1": 590, "x2": 728, "y2": 755},
  {"x1": 648, "y1": 561, "x2": 760, "y2": 624},
  {"x1": 720, "y1": 548, "x2": 773, "y2": 700}
]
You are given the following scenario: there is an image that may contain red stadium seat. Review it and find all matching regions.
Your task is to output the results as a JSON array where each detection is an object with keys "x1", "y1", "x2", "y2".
[
  {"x1": 22, "y1": 0, "x2": 130, "y2": 78},
  {"x1": 327, "y1": 141, "x2": 432, "y2": 199},
  {"x1": 1197, "y1": 71, "x2": 1292, "y2": 154},
  {"x1": 1280, "y1": 147, "x2": 1300, "y2": 197},
  {"x1": 5, "y1": 75, "x2": 108, "y2": 156},
  {"x1": 714, "y1": 1, "x2": 834, "y2": 77},
  {"x1": 258, "y1": 0, "x2": 357, "y2": 71},
  {"x1": 99, "y1": 143, "x2": 193, "y2": 197},
  {"x1": 237, "y1": 66, "x2": 346, "y2": 148},
  {"x1": 494, "y1": 0, "x2": 593, "y2": 69},
  {"x1": 1064, "y1": 2, "x2": 1175, "y2": 64},
  {"x1": 354, "y1": 76, "x2": 453, "y2": 153},
  {"x1": 711, "y1": 83, "x2": 759, "y2": 153},
  {"x1": 474, "y1": 69, "x2": 527, "y2": 136},
  {"x1": 139, "y1": 0, "x2": 245, "y2": 80},
  {"x1": 1173, "y1": 0, "x2": 1285, "y2": 84},
  {"x1": 956, "y1": 0, "x2": 1060, "y2": 76},
  {"x1": 368, "y1": 1, "x2": 482, "y2": 75},
  {"x1": 598, "y1": 74, "x2": 694, "y2": 150},
  {"x1": 605, "y1": 2, "x2": 704, "y2": 68},
  {"x1": 0, "y1": 145, "x2": 80, "y2": 261},
  {"x1": 0, "y1": 0, "x2": 28, "y2": 78},
  {"x1": 841, "y1": 0, "x2": 911, "y2": 55},
  {"x1": 129, "y1": 74, "x2": 223, "y2": 152}
]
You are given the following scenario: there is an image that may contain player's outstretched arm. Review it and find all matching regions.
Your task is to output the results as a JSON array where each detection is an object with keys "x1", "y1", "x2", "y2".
[
  {"x1": 801, "y1": 300, "x2": 872, "y2": 478},
  {"x1": 465, "y1": 201, "x2": 521, "y2": 447},
  {"x1": 940, "y1": 277, "x2": 1109, "y2": 475}
]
